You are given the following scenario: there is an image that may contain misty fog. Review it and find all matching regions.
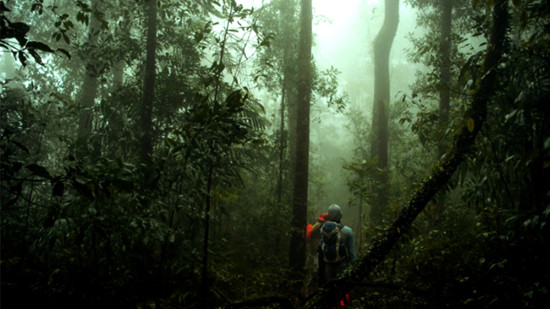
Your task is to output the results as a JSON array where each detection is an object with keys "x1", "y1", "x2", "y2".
[{"x1": 1, "y1": 0, "x2": 548, "y2": 308}]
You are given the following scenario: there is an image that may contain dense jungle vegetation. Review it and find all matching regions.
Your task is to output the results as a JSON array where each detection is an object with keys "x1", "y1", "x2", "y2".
[{"x1": 1, "y1": 0, "x2": 549, "y2": 308}]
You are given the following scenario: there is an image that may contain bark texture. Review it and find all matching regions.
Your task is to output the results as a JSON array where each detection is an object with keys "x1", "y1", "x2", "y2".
[
  {"x1": 438, "y1": 0, "x2": 452, "y2": 156},
  {"x1": 77, "y1": 0, "x2": 100, "y2": 155},
  {"x1": 370, "y1": 0, "x2": 399, "y2": 224},
  {"x1": 289, "y1": 0, "x2": 312, "y2": 277},
  {"x1": 140, "y1": 0, "x2": 157, "y2": 163}
]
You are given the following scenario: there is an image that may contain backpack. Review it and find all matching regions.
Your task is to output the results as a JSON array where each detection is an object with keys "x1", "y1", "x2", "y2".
[{"x1": 320, "y1": 222, "x2": 348, "y2": 263}]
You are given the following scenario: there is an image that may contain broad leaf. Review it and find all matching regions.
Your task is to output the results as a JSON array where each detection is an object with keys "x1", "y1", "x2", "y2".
[{"x1": 26, "y1": 164, "x2": 52, "y2": 179}]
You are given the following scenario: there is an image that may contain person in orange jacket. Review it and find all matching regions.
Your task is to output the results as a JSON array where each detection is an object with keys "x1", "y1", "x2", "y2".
[
  {"x1": 306, "y1": 212, "x2": 328, "y2": 288},
  {"x1": 306, "y1": 212, "x2": 328, "y2": 243}
]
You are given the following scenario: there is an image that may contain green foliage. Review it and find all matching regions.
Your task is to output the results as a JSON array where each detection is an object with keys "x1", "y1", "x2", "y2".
[
  {"x1": 313, "y1": 66, "x2": 348, "y2": 113},
  {"x1": 1, "y1": 1, "x2": 292, "y2": 307},
  {"x1": 0, "y1": 0, "x2": 84, "y2": 65},
  {"x1": 405, "y1": 0, "x2": 483, "y2": 154},
  {"x1": 2, "y1": 0, "x2": 549, "y2": 308},
  {"x1": 348, "y1": 1, "x2": 550, "y2": 307}
]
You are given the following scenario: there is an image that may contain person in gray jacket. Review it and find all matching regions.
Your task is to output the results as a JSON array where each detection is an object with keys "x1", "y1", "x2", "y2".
[{"x1": 319, "y1": 204, "x2": 357, "y2": 283}]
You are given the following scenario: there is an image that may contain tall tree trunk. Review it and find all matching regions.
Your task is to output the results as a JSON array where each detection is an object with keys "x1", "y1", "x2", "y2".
[
  {"x1": 76, "y1": 0, "x2": 100, "y2": 156},
  {"x1": 289, "y1": 0, "x2": 312, "y2": 280},
  {"x1": 281, "y1": 0, "x2": 299, "y2": 200},
  {"x1": 431, "y1": 0, "x2": 453, "y2": 221},
  {"x1": 111, "y1": 0, "x2": 127, "y2": 91},
  {"x1": 438, "y1": 0, "x2": 452, "y2": 156},
  {"x1": 369, "y1": 0, "x2": 399, "y2": 225},
  {"x1": 277, "y1": 81, "x2": 286, "y2": 204},
  {"x1": 113, "y1": 61, "x2": 124, "y2": 89},
  {"x1": 287, "y1": 75, "x2": 298, "y2": 197},
  {"x1": 140, "y1": 0, "x2": 158, "y2": 302},
  {"x1": 140, "y1": 0, "x2": 157, "y2": 173},
  {"x1": 304, "y1": 1, "x2": 509, "y2": 307},
  {"x1": 357, "y1": 175, "x2": 364, "y2": 248},
  {"x1": 200, "y1": 163, "x2": 214, "y2": 306}
]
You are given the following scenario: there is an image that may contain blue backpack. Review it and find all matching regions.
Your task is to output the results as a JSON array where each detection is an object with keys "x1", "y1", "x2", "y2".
[{"x1": 320, "y1": 222, "x2": 348, "y2": 263}]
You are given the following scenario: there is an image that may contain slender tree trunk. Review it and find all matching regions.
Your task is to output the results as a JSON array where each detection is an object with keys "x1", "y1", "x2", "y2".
[
  {"x1": 139, "y1": 0, "x2": 158, "y2": 302},
  {"x1": 278, "y1": 82, "x2": 286, "y2": 204},
  {"x1": 214, "y1": 1, "x2": 234, "y2": 103},
  {"x1": 201, "y1": 163, "x2": 214, "y2": 306},
  {"x1": 140, "y1": 0, "x2": 157, "y2": 172},
  {"x1": 438, "y1": 0, "x2": 452, "y2": 156},
  {"x1": 430, "y1": 0, "x2": 453, "y2": 221},
  {"x1": 357, "y1": 175, "x2": 364, "y2": 248},
  {"x1": 274, "y1": 0, "x2": 298, "y2": 256},
  {"x1": 287, "y1": 79, "x2": 298, "y2": 195},
  {"x1": 289, "y1": 0, "x2": 312, "y2": 280},
  {"x1": 113, "y1": 61, "x2": 124, "y2": 89},
  {"x1": 281, "y1": 0, "x2": 298, "y2": 198},
  {"x1": 112, "y1": 0, "x2": 127, "y2": 91},
  {"x1": 369, "y1": 0, "x2": 399, "y2": 225},
  {"x1": 76, "y1": 0, "x2": 100, "y2": 155}
]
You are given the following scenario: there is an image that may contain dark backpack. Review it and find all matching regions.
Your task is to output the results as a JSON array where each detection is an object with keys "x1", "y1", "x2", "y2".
[{"x1": 320, "y1": 222, "x2": 347, "y2": 263}]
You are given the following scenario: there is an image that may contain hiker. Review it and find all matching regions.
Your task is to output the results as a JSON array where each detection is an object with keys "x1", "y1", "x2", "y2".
[
  {"x1": 319, "y1": 204, "x2": 357, "y2": 283},
  {"x1": 306, "y1": 212, "x2": 328, "y2": 243},
  {"x1": 307, "y1": 212, "x2": 329, "y2": 288}
]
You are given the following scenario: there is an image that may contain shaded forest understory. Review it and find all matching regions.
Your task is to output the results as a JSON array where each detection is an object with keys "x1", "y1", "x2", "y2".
[{"x1": 1, "y1": 0, "x2": 549, "y2": 308}]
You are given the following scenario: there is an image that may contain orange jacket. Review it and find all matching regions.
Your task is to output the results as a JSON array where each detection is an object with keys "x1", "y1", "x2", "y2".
[{"x1": 306, "y1": 212, "x2": 328, "y2": 242}]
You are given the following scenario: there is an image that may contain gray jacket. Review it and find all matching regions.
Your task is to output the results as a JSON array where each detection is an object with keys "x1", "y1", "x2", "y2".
[{"x1": 321, "y1": 204, "x2": 358, "y2": 282}]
